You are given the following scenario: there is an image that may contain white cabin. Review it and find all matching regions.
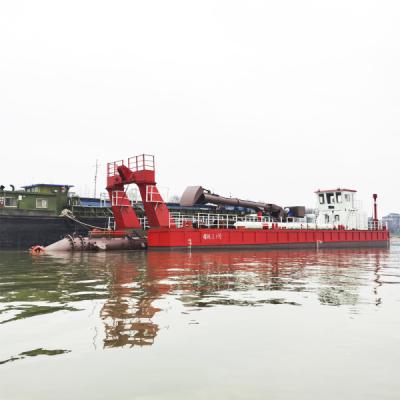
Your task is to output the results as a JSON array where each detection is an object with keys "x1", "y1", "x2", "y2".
[{"x1": 315, "y1": 188, "x2": 367, "y2": 230}]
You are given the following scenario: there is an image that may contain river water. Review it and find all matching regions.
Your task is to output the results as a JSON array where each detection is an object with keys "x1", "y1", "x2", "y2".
[{"x1": 0, "y1": 240, "x2": 399, "y2": 400}]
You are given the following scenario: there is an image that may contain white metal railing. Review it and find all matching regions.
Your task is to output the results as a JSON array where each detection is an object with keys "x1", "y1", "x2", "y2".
[
  {"x1": 100, "y1": 192, "x2": 109, "y2": 207},
  {"x1": 106, "y1": 208, "x2": 388, "y2": 232},
  {"x1": 107, "y1": 217, "x2": 115, "y2": 230},
  {"x1": 108, "y1": 155, "x2": 155, "y2": 176},
  {"x1": 139, "y1": 217, "x2": 149, "y2": 229},
  {"x1": 146, "y1": 185, "x2": 163, "y2": 203},
  {"x1": 107, "y1": 160, "x2": 124, "y2": 177},
  {"x1": 144, "y1": 185, "x2": 169, "y2": 203},
  {"x1": 168, "y1": 212, "x2": 308, "y2": 229},
  {"x1": 128, "y1": 154, "x2": 155, "y2": 172},
  {"x1": 368, "y1": 220, "x2": 388, "y2": 230},
  {"x1": 111, "y1": 191, "x2": 128, "y2": 207},
  {"x1": 111, "y1": 191, "x2": 137, "y2": 207},
  {"x1": 167, "y1": 212, "x2": 390, "y2": 231},
  {"x1": 170, "y1": 213, "x2": 234, "y2": 229}
]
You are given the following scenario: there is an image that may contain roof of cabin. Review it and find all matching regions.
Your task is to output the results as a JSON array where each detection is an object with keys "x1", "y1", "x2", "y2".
[
  {"x1": 315, "y1": 188, "x2": 357, "y2": 193},
  {"x1": 22, "y1": 184, "x2": 74, "y2": 189}
]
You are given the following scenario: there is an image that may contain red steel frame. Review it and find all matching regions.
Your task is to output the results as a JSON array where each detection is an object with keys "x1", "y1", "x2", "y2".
[{"x1": 106, "y1": 154, "x2": 174, "y2": 230}]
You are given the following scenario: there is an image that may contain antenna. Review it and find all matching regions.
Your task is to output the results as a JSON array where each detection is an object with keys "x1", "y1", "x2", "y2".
[{"x1": 93, "y1": 159, "x2": 99, "y2": 198}]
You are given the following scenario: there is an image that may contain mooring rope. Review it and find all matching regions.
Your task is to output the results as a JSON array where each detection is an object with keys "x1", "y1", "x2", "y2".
[{"x1": 60, "y1": 209, "x2": 111, "y2": 231}]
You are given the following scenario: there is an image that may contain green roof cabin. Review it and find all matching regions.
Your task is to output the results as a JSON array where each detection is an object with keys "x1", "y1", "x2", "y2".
[{"x1": 0, "y1": 184, "x2": 73, "y2": 216}]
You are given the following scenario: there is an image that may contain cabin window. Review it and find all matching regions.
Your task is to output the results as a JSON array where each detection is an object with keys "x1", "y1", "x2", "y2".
[
  {"x1": 336, "y1": 192, "x2": 342, "y2": 203},
  {"x1": 5, "y1": 197, "x2": 17, "y2": 207},
  {"x1": 36, "y1": 198, "x2": 48, "y2": 209},
  {"x1": 344, "y1": 194, "x2": 350, "y2": 202},
  {"x1": 325, "y1": 214, "x2": 330, "y2": 223},
  {"x1": 319, "y1": 194, "x2": 325, "y2": 204},
  {"x1": 326, "y1": 193, "x2": 335, "y2": 204},
  {"x1": 334, "y1": 215, "x2": 340, "y2": 222}
]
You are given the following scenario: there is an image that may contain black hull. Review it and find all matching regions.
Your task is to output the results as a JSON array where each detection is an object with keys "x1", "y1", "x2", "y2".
[{"x1": 0, "y1": 215, "x2": 111, "y2": 250}]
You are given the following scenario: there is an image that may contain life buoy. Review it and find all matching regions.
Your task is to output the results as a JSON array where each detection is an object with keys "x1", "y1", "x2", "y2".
[{"x1": 30, "y1": 245, "x2": 45, "y2": 255}]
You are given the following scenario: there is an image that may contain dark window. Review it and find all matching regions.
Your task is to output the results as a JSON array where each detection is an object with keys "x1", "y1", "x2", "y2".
[
  {"x1": 5, "y1": 197, "x2": 17, "y2": 207},
  {"x1": 326, "y1": 193, "x2": 335, "y2": 204}
]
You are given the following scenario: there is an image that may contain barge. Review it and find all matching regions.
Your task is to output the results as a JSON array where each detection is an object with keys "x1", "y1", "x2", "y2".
[{"x1": 0, "y1": 184, "x2": 116, "y2": 250}]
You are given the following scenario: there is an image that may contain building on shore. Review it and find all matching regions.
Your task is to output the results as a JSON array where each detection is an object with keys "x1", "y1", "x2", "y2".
[{"x1": 382, "y1": 213, "x2": 400, "y2": 234}]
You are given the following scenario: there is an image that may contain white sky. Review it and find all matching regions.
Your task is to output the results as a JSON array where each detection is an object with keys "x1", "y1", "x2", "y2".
[{"x1": 0, "y1": 1, "x2": 399, "y2": 215}]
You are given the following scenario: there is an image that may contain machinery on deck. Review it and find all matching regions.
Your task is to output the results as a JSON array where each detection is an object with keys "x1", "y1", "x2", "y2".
[
  {"x1": 106, "y1": 154, "x2": 173, "y2": 230},
  {"x1": 180, "y1": 186, "x2": 305, "y2": 219}
]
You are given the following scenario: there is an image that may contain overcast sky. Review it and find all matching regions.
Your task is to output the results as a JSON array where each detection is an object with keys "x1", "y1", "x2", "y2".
[{"x1": 1, "y1": 1, "x2": 399, "y2": 215}]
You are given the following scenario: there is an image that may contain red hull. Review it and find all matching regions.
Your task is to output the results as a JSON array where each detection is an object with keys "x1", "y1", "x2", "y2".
[{"x1": 148, "y1": 228, "x2": 390, "y2": 249}]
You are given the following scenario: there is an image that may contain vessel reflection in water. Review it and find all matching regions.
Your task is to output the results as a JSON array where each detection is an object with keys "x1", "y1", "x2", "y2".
[
  {"x1": 44, "y1": 247, "x2": 389, "y2": 349},
  {"x1": 1, "y1": 244, "x2": 399, "y2": 400},
  {"x1": 0, "y1": 247, "x2": 389, "y2": 352},
  {"x1": 99, "y1": 256, "x2": 161, "y2": 347}
]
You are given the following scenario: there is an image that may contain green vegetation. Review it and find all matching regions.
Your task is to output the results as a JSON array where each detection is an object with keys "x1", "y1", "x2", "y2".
[{"x1": 0, "y1": 348, "x2": 71, "y2": 365}]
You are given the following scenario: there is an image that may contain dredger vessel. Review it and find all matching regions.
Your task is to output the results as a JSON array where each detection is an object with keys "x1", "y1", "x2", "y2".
[{"x1": 34, "y1": 154, "x2": 389, "y2": 253}]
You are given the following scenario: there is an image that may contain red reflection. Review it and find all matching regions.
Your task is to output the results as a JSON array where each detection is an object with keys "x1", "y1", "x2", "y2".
[{"x1": 99, "y1": 247, "x2": 388, "y2": 348}]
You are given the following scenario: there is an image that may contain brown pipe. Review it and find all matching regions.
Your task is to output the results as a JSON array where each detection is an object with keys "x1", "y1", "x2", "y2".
[
  {"x1": 180, "y1": 186, "x2": 288, "y2": 218},
  {"x1": 202, "y1": 193, "x2": 284, "y2": 216}
]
